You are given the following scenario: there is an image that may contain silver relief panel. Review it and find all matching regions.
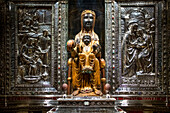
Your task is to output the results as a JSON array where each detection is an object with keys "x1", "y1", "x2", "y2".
[
  {"x1": 112, "y1": 1, "x2": 164, "y2": 94},
  {"x1": 17, "y1": 6, "x2": 52, "y2": 85},
  {"x1": 120, "y1": 6, "x2": 156, "y2": 86},
  {"x1": 8, "y1": 3, "x2": 58, "y2": 95},
  {"x1": 7, "y1": 1, "x2": 68, "y2": 95}
]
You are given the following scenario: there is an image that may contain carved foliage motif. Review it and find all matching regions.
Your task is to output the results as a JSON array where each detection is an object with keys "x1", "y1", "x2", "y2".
[{"x1": 17, "y1": 7, "x2": 52, "y2": 84}]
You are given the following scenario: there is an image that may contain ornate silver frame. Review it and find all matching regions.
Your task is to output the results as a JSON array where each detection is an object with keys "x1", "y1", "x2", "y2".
[
  {"x1": 105, "y1": 0, "x2": 167, "y2": 95},
  {"x1": 5, "y1": 1, "x2": 68, "y2": 95},
  {"x1": 0, "y1": 0, "x2": 169, "y2": 112}
]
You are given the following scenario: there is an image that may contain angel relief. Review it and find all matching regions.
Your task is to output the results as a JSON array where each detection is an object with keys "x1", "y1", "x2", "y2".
[{"x1": 66, "y1": 10, "x2": 106, "y2": 96}]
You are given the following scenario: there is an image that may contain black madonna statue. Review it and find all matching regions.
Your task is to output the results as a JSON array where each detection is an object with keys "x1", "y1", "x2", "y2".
[{"x1": 66, "y1": 10, "x2": 107, "y2": 96}]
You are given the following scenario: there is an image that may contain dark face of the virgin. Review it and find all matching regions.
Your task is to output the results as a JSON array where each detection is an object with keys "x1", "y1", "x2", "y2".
[{"x1": 83, "y1": 13, "x2": 93, "y2": 31}]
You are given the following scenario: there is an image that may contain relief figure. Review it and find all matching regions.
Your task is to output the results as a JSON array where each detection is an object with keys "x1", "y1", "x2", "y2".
[
  {"x1": 122, "y1": 8, "x2": 154, "y2": 77},
  {"x1": 20, "y1": 37, "x2": 42, "y2": 83},
  {"x1": 17, "y1": 8, "x2": 51, "y2": 83}
]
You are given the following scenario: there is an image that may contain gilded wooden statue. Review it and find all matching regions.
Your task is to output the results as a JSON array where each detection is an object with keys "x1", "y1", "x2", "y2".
[{"x1": 67, "y1": 10, "x2": 106, "y2": 96}]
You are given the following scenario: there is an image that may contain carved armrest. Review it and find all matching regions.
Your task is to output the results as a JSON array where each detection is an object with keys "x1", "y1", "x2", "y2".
[{"x1": 67, "y1": 58, "x2": 72, "y2": 95}]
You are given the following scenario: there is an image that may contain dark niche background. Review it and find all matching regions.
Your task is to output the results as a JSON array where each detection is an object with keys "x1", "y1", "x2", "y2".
[{"x1": 68, "y1": 0, "x2": 105, "y2": 58}]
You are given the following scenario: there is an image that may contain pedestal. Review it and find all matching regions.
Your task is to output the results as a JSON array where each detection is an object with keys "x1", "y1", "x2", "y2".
[{"x1": 48, "y1": 96, "x2": 126, "y2": 113}]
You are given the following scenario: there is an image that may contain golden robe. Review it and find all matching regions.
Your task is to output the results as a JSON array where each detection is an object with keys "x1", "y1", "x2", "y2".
[{"x1": 71, "y1": 10, "x2": 101, "y2": 93}]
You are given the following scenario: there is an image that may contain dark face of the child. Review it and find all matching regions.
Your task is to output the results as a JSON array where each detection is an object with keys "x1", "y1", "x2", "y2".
[{"x1": 83, "y1": 35, "x2": 91, "y2": 46}]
